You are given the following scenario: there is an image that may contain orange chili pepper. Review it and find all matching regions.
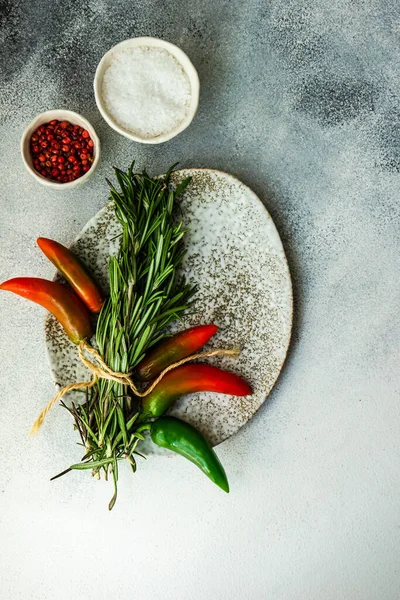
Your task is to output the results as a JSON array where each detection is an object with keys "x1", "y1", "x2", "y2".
[
  {"x1": 0, "y1": 277, "x2": 92, "y2": 344},
  {"x1": 37, "y1": 237, "x2": 104, "y2": 313},
  {"x1": 136, "y1": 324, "x2": 218, "y2": 381}
]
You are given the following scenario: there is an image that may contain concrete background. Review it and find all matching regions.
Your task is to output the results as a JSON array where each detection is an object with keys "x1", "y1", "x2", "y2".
[{"x1": 1, "y1": 1, "x2": 399, "y2": 598}]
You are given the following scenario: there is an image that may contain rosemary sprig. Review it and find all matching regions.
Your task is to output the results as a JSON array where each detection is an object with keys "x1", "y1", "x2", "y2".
[{"x1": 61, "y1": 163, "x2": 196, "y2": 509}]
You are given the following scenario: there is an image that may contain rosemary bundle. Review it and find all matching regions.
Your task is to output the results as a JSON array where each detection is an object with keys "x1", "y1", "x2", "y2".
[{"x1": 61, "y1": 163, "x2": 196, "y2": 508}]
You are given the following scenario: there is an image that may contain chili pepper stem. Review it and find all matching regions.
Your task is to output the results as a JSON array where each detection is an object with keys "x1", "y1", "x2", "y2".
[{"x1": 135, "y1": 423, "x2": 152, "y2": 433}]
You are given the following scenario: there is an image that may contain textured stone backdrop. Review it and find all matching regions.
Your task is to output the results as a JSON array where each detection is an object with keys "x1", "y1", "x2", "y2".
[{"x1": 1, "y1": 1, "x2": 399, "y2": 599}]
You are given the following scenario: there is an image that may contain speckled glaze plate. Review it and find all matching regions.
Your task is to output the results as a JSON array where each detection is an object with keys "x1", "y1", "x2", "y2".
[{"x1": 45, "y1": 169, "x2": 292, "y2": 451}]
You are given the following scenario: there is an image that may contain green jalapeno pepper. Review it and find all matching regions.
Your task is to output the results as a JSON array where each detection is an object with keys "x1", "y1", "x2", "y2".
[{"x1": 149, "y1": 416, "x2": 229, "y2": 493}]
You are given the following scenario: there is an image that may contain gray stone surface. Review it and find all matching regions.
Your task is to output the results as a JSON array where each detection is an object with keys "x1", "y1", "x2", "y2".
[{"x1": 0, "y1": 1, "x2": 399, "y2": 599}]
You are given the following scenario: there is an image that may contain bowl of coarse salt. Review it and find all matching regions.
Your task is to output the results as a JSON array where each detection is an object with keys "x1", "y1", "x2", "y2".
[{"x1": 94, "y1": 37, "x2": 200, "y2": 144}]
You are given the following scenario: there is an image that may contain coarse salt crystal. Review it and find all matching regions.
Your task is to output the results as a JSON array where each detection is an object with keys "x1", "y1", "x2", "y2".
[{"x1": 102, "y1": 46, "x2": 192, "y2": 139}]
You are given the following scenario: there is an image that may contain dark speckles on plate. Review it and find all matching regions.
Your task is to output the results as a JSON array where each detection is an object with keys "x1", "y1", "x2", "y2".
[{"x1": 45, "y1": 169, "x2": 293, "y2": 452}]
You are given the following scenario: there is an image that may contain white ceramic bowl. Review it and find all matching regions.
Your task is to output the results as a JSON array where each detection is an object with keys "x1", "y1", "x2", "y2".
[
  {"x1": 94, "y1": 37, "x2": 200, "y2": 144},
  {"x1": 21, "y1": 110, "x2": 101, "y2": 189}
]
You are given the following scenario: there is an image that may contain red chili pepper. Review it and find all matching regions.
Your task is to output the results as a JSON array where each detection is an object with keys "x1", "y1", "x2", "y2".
[
  {"x1": 37, "y1": 238, "x2": 104, "y2": 313},
  {"x1": 140, "y1": 364, "x2": 252, "y2": 419},
  {"x1": 0, "y1": 277, "x2": 92, "y2": 344},
  {"x1": 136, "y1": 324, "x2": 219, "y2": 381}
]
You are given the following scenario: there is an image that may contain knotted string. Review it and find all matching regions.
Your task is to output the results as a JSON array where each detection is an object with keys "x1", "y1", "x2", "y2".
[{"x1": 30, "y1": 340, "x2": 240, "y2": 435}]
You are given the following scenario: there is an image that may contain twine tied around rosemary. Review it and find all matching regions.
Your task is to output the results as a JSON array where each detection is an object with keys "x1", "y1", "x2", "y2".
[{"x1": 30, "y1": 340, "x2": 240, "y2": 436}]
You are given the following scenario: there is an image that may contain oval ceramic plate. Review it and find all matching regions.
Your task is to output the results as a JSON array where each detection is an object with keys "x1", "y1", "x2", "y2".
[{"x1": 45, "y1": 169, "x2": 293, "y2": 450}]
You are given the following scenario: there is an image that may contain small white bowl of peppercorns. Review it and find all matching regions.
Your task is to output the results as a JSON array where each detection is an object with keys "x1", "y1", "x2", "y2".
[{"x1": 21, "y1": 109, "x2": 100, "y2": 189}]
